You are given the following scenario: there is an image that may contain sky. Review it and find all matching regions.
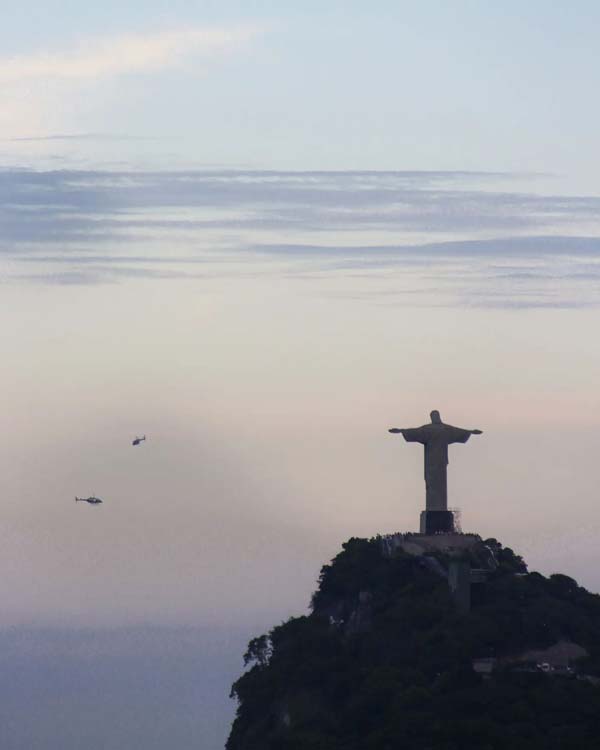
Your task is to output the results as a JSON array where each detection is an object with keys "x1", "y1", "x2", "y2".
[
  {"x1": 3, "y1": 3, "x2": 600, "y2": 749},
  {"x1": 2, "y1": 1, "x2": 600, "y2": 182}
]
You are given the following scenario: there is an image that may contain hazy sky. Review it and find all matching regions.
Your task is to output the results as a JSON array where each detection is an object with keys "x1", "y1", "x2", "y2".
[
  {"x1": 2, "y1": 1, "x2": 600, "y2": 183},
  {"x1": 3, "y1": 4, "x2": 600, "y2": 749}
]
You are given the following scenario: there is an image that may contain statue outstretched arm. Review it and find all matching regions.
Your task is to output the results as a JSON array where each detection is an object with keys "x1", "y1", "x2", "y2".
[
  {"x1": 445, "y1": 425, "x2": 483, "y2": 444},
  {"x1": 388, "y1": 427, "x2": 426, "y2": 443}
]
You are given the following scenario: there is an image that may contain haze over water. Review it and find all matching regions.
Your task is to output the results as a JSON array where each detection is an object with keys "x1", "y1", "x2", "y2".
[{"x1": 3, "y1": 3, "x2": 600, "y2": 748}]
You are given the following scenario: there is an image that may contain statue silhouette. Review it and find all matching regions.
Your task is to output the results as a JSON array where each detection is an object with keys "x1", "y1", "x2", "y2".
[{"x1": 389, "y1": 410, "x2": 482, "y2": 513}]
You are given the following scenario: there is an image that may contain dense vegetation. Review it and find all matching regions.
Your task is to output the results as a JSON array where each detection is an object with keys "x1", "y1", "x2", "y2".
[{"x1": 228, "y1": 537, "x2": 600, "y2": 749}]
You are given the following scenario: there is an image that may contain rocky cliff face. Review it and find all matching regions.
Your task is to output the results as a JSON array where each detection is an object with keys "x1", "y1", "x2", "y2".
[{"x1": 227, "y1": 535, "x2": 600, "y2": 750}]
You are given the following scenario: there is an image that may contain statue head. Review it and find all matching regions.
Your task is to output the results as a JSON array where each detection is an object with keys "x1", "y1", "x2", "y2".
[{"x1": 430, "y1": 410, "x2": 442, "y2": 424}]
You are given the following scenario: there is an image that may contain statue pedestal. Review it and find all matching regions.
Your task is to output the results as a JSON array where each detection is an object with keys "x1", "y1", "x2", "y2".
[{"x1": 420, "y1": 510, "x2": 455, "y2": 534}]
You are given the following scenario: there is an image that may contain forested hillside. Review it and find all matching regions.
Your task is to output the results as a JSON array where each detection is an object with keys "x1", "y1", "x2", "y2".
[{"x1": 228, "y1": 536, "x2": 600, "y2": 750}]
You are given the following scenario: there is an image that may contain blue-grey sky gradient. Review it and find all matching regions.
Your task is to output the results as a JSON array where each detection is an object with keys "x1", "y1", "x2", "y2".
[{"x1": 1, "y1": 2, "x2": 600, "y2": 183}]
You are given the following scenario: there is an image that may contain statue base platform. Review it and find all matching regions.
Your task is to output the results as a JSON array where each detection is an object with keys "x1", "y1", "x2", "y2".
[
  {"x1": 379, "y1": 531, "x2": 481, "y2": 559},
  {"x1": 420, "y1": 510, "x2": 455, "y2": 534}
]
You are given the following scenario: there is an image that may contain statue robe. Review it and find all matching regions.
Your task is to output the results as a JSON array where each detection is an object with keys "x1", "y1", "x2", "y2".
[{"x1": 401, "y1": 423, "x2": 473, "y2": 511}]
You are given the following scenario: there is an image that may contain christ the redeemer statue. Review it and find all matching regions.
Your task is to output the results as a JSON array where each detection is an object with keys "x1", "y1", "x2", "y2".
[{"x1": 389, "y1": 410, "x2": 482, "y2": 533}]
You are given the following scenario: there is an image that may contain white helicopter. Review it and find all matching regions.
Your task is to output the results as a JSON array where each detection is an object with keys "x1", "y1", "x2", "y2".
[{"x1": 75, "y1": 495, "x2": 103, "y2": 505}]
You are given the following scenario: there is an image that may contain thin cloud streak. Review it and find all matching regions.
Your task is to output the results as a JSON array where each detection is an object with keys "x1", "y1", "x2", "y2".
[
  {"x1": 252, "y1": 236, "x2": 600, "y2": 258},
  {"x1": 5, "y1": 133, "x2": 164, "y2": 142},
  {"x1": 0, "y1": 26, "x2": 264, "y2": 82}
]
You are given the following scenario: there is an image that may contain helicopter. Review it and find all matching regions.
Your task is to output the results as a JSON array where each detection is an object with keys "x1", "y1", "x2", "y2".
[
  {"x1": 75, "y1": 496, "x2": 103, "y2": 505},
  {"x1": 132, "y1": 435, "x2": 146, "y2": 446}
]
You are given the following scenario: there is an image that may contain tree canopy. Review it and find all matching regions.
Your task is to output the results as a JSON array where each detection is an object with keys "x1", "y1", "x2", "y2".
[{"x1": 228, "y1": 537, "x2": 600, "y2": 750}]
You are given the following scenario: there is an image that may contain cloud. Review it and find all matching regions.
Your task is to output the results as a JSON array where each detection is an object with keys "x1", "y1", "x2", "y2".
[
  {"x1": 0, "y1": 26, "x2": 263, "y2": 83},
  {"x1": 0, "y1": 26, "x2": 265, "y2": 141},
  {"x1": 252, "y1": 235, "x2": 600, "y2": 258},
  {"x1": 2, "y1": 168, "x2": 600, "y2": 307},
  {"x1": 5, "y1": 133, "x2": 162, "y2": 142},
  {"x1": 14, "y1": 266, "x2": 203, "y2": 286},
  {"x1": 2, "y1": 168, "x2": 600, "y2": 248}
]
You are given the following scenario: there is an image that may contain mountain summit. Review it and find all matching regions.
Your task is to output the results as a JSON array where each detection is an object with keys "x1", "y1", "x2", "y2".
[{"x1": 228, "y1": 534, "x2": 600, "y2": 750}]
